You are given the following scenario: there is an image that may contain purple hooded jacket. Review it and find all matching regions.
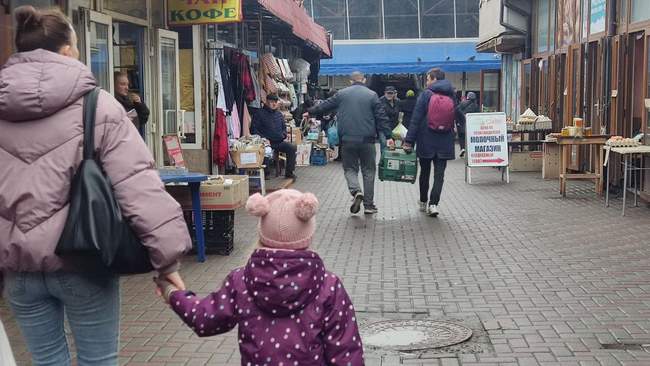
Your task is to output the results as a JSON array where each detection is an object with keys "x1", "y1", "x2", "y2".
[
  {"x1": 170, "y1": 249, "x2": 364, "y2": 365},
  {"x1": 0, "y1": 49, "x2": 191, "y2": 273}
]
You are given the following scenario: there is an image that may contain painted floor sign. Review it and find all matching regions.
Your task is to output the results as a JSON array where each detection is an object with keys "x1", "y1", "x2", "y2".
[{"x1": 465, "y1": 112, "x2": 509, "y2": 167}]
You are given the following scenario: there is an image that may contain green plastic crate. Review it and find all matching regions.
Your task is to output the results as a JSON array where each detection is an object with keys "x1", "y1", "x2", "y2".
[{"x1": 378, "y1": 148, "x2": 417, "y2": 184}]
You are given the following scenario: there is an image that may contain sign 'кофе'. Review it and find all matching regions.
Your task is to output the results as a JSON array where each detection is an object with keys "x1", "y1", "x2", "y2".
[{"x1": 168, "y1": 0, "x2": 243, "y2": 26}]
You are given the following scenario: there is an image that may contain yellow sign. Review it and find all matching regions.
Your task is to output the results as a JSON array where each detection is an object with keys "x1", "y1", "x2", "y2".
[{"x1": 168, "y1": 0, "x2": 243, "y2": 26}]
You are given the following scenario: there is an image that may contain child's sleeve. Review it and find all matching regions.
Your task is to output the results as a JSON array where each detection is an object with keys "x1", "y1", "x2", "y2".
[
  {"x1": 322, "y1": 277, "x2": 364, "y2": 365},
  {"x1": 169, "y1": 272, "x2": 238, "y2": 337}
]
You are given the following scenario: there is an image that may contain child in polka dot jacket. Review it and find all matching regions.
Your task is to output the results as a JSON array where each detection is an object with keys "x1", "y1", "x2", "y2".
[{"x1": 156, "y1": 189, "x2": 364, "y2": 365}]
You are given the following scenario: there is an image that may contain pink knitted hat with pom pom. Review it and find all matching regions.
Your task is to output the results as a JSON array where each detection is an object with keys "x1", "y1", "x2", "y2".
[{"x1": 246, "y1": 189, "x2": 319, "y2": 250}]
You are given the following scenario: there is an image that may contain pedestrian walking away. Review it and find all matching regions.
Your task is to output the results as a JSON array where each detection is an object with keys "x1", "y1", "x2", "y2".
[
  {"x1": 399, "y1": 89, "x2": 417, "y2": 129},
  {"x1": 404, "y1": 68, "x2": 464, "y2": 217},
  {"x1": 304, "y1": 71, "x2": 391, "y2": 215},
  {"x1": 0, "y1": 6, "x2": 190, "y2": 365},
  {"x1": 156, "y1": 189, "x2": 364, "y2": 366},
  {"x1": 380, "y1": 86, "x2": 401, "y2": 131},
  {"x1": 457, "y1": 91, "x2": 480, "y2": 157},
  {"x1": 252, "y1": 94, "x2": 298, "y2": 180}
]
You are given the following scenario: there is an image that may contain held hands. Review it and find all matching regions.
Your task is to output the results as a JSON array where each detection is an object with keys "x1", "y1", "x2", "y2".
[
  {"x1": 402, "y1": 142, "x2": 413, "y2": 153},
  {"x1": 130, "y1": 94, "x2": 142, "y2": 105},
  {"x1": 153, "y1": 271, "x2": 184, "y2": 303}
]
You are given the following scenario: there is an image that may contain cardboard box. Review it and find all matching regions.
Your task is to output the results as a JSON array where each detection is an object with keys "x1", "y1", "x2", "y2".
[
  {"x1": 296, "y1": 143, "x2": 312, "y2": 166},
  {"x1": 290, "y1": 127, "x2": 302, "y2": 145},
  {"x1": 230, "y1": 146, "x2": 265, "y2": 169},
  {"x1": 166, "y1": 175, "x2": 249, "y2": 211},
  {"x1": 542, "y1": 142, "x2": 560, "y2": 179},
  {"x1": 510, "y1": 151, "x2": 543, "y2": 172}
]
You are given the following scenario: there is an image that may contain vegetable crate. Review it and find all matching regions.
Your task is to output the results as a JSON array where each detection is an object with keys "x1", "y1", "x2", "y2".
[
  {"x1": 310, "y1": 147, "x2": 328, "y2": 166},
  {"x1": 183, "y1": 210, "x2": 234, "y2": 255},
  {"x1": 378, "y1": 148, "x2": 417, "y2": 184}
]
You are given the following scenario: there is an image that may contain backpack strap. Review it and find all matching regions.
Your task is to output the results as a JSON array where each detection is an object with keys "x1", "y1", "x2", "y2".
[{"x1": 82, "y1": 88, "x2": 101, "y2": 160}]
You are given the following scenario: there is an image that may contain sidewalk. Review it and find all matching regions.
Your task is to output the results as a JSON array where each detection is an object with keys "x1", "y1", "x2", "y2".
[{"x1": 3, "y1": 157, "x2": 650, "y2": 365}]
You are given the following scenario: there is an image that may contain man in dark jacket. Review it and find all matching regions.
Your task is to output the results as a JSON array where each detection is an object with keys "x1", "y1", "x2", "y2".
[
  {"x1": 457, "y1": 92, "x2": 480, "y2": 157},
  {"x1": 404, "y1": 68, "x2": 464, "y2": 217},
  {"x1": 114, "y1": 72, "x2": 149, "y2": 137},
  {"x1": 252, "y1": 94, "x2": 297, "y2": 180},
  {"x1": 380, "y1": 86, "x2": 400, "y2": 130},
  {"x1": 399, "y1": 89, "x2": 417, "y2": 129},
  {"x1": 304, "y1": 71, "x2": 391, "y2": 215}
]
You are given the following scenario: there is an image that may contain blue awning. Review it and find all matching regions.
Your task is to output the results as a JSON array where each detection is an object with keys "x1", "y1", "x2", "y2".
[{"x1": 320, "y1": 41, "x2": 501, "y2": 75}]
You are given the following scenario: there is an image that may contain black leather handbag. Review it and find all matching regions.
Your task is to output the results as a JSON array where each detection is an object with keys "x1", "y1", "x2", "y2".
[{"x1": 55, "y1": 88, "x2": 153, "y2": 274}]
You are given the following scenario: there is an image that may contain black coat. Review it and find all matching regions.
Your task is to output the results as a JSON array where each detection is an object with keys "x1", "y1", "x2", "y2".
[
  {"x1": 380, "y1": 96, "x2": 400, "y2": 130},
  {"x1": 404, "y1": 80, "x2": 464, "y2": 160},
  {"x1": 116, "y1": 94, "x2": 150, "y2": 128},
  {"x1": 457, "y1": 100, "x2": 480, "y2": 133},
  {"x1": 251, "y1": 106, "x2": 286, "y2": 147},
  {"x1": 399, "y1": 96, "x2": 417, "y2": 129}
]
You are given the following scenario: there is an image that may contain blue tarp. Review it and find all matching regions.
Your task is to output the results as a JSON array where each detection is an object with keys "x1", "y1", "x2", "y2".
[{"x1": 320, "y1": 42, "x2": 501, "y2": 75}]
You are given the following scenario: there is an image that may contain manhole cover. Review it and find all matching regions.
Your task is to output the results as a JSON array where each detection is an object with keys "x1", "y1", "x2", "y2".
[{"x1": 361, "y1": 319, "x2": 473, "y2": 351}]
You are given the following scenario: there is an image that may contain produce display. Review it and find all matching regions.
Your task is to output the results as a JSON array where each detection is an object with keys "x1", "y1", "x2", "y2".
[{"x1": 606, "y1": 136, "x2": 641, "y2": 147}]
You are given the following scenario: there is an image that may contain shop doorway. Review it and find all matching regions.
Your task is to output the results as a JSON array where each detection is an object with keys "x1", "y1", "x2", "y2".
[
  {"x1": 480, "y1": 70, "x2": 500, "y2": 112},
  {"x1": 154, "y1": 29, "x2": 181, "y2": 166},
  {"x1": 86, "y1": 10, "x2": 113, "y2": 93},
  {"x1": 113, "y1": 22, "x2": 147, "y2": 138},
  {"x1": 625, "y1": 32, "x2": 646, "y2": 139}
]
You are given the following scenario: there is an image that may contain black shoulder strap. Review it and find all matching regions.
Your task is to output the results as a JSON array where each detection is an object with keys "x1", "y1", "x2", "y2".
[{"x1": 82, "y1": 88, "x2": 100, "y2": 160}]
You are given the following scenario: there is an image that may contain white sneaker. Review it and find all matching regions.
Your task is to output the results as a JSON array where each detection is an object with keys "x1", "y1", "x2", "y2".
[
  {"x1": 418, "y1": 201, "x2": 427, "y2": 212},
  {"x1": 426, "y1": 205, "x2": 439, "y2": 217},
  {"x1": 460, "y1": 149, "x2": 466, "y2": 157}
]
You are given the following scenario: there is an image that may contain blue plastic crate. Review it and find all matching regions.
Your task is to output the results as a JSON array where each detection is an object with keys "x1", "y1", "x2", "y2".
[{"x1": 310, "y1": 154, "x2": 328, "y2": 166}]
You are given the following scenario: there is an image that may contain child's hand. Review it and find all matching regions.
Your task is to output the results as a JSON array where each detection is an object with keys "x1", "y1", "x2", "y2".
[{"x1": 153, "y1": 277, "x2": 179, "y2": 303}]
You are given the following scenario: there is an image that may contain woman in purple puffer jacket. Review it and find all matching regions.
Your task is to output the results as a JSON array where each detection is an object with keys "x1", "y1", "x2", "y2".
[
  {"x1": 156, "y1": 189, "x2": 365, "y2": 365},
  {"x1": 0, "y1": 6, "x2": 190, "y2": 365}
]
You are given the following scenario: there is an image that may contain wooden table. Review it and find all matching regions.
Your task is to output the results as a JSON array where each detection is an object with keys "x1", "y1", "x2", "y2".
[{"x1": 556, "y1": 135, "x2": 608, "y2": 197}]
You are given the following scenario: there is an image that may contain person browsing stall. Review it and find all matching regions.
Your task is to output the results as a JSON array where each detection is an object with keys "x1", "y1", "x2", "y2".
[{"x1": 252, "y1": 94, "x2": 297, "y2": 180}]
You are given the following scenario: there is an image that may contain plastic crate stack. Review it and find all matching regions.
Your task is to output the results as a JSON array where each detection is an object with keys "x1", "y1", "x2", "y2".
[
  {"x1": 183, "y1": 210, "x2": 235, "y2": 255},
  {"x1": 310, "y1": 147, "x2": 328, "y2": 166}
]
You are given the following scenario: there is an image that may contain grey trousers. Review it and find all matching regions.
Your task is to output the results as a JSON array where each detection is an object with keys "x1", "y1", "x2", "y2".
[{"x1": 341, "y1": 142, "x2": 376, "y2": 205}]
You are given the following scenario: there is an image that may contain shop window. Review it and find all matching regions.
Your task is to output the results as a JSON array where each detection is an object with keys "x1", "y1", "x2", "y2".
[
  {"x1": 589, "y1": 0, "x2": 606, "y2": 34},
  {"x1": 313, "y1": 0, "x2": 348, "y2": 40},
  {"x1": 631, "y1": 0, "x2": 650, "y2": 23},
  {"x1": 420, "y1": 0, "x2": 455, "y2": 38},
  {"x1": 455, "y1": 0, "x2": 479, "y2": 38},
  {"x1": 104, "y1": 0, "x2": 147, "y2": 20},
  {"x1": 549, "y1": 0, "x2": 556, "y2": 50},
  {"x1": 170, "y1": 26, "x2": 201, "y2": 146},
  {"x1": 561, "y1": 0, "x2": 580, "y2": 47},
  {"x1": 383, "y1": 0, "x2": 419, "y2": 39},
  {"x1": 536, "y1": 0, "x2": 550, "y2": 53},
  {"x1": 523, "y1": 62, "x2": 531, "y2": 109},
  {"x1": 581, "y1": 0, "x2": 589, "y2": 39},
  {"x1": 216, "y1": 23, "x2": 238, "y2": 46},
  {"x1": 10, "y1": 0, "x2": 56, "y2": 10},
  {"x1": 348, "y1": 0, "x2": 382, "y2": 39}
]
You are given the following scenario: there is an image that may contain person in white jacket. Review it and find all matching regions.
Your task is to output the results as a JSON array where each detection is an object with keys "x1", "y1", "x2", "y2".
[{"x1": 1, "y1": 318, "x2": 17, "y2": 366}]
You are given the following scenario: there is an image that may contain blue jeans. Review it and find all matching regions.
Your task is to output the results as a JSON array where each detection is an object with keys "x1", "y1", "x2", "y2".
[{"x1": 4, "y1": 271, "x2": 120, "y2": 366}]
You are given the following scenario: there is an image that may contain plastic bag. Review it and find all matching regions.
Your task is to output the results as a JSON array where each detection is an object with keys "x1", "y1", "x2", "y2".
[
  {"x1": 327, "y1": 121, "x2": 339, "y2": 146},
  {"x1": 392, "y1": 122, "x2": 408, "y2": 140}
]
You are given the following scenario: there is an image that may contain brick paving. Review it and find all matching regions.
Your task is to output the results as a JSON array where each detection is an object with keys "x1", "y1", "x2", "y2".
[{"x1": 4, "y1": 156, "x2": 650, "y2": 365}]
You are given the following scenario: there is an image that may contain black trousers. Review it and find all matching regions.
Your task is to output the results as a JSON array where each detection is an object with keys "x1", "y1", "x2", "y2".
[
  {"x1": 275, "y1": 142, "x2": 297, "y2": 175},
  {"x1": 419, "y1": 157, "x2": 447, "y2": 205},
  {"x1": 458, "y1": 132, "x2": 466, "y2": 150}
]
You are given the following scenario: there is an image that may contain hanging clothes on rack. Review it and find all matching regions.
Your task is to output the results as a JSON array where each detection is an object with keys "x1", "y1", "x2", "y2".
[
  {"x1": 249, "y1": 62, "x2": 262, "y2": 108},
  {"x1": 214, "y1": 56, "x2": 228, "y2": 112},
  {"x1": 219, "y1": 58, "x2": 235, "y2": 112},
  {"x1": 212, "y1": 108, "x2": 229, "y2": 168},
  {"x1": 231, "y1": 102, "x2": 242, "y2": 139}
]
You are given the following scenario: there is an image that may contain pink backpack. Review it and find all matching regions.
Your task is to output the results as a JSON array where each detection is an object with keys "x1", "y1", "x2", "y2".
[{"x1": 426, "y1": 93, "x2": 456, "y2": 132}]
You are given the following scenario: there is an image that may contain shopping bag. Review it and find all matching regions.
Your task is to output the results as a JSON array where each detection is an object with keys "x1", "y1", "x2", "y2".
[
  {"x1": 392, "y1": 122, "x2": 408, "y2": 140},
  {"x1": 327, "y1": 121, "x2": 339, "y2": 146}
]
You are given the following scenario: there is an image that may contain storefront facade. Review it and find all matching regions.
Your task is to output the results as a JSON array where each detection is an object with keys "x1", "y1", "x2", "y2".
[
  {"x1": 1, "y1": 0, "x2": 330, "y2": 173},
  {"x1": 478, "y1": 0, "x2": 650, "y2": 199}
]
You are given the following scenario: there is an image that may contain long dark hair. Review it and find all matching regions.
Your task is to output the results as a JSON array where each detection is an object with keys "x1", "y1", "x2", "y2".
[{"x1": 14, "y1": 5, "x2": 73, "y2": 53}]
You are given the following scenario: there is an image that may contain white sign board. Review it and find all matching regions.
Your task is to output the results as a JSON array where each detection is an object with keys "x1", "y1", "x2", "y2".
[{"x1": 466, "y1": 112, "x2": 509, "y2": 167}]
